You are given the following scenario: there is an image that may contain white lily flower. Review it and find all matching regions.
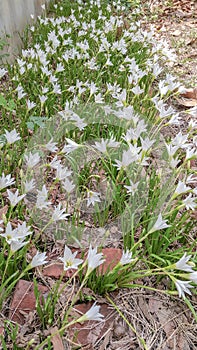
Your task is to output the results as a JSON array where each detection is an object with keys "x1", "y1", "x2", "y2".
[
  {"x1": 186, "y1": 174, "x2": 197, "y2": 185},
  {"x1": 149, "y1": 213, "x2": 170, "y2": 233},
  {"x1": 45, "y1": 138, "x2": 58, "y2": 152},
  {"x1": 7, "y1": 189, "x2": 26, "y2": 207},
  {"x1": 175, "y1": 279, "x2": 193, "y2": 299},
  {"x1": 86, "y1": 191, "x2": 101, "y2": 207},
  {"x1": 124, "y1": 180, "x2": 139, "y2": 195},
  {"x1": 62, "y1": 138, "x2": 80, "y2": 154},
  {"x1": 59, "y1": 245, "x2": 83, "y2": 271},
  {"x1": 114, "y1": 148, "x2": 139, "y2": 170},
  {"x1": 55, "y1": 165, "x2": 72, "y2": 181},
  {"x1": 0, "y1": 220, "x2": 3, "y2": 232},
  {"x1": 52, "y1": 203, "x2": 69, "y2": 222},
  {"x1": 49, "y1": 155, "x2": 62, "y2": 169},
  {"x1": 11, "y1": 238, "x2": 29, "y2": 253},
  {"x1": 36, "y1": 185, "x2": 51, "y2": 209},
  {"x1": 62, "y1": 178, "x2": 75, "y2": 194},
  {"x1": 27, "y1": 100, "x2": 36, "y2": 111},
  {"x1": 82, "y1": 302, "x2": 104, "y2": 322},
  {"x1": 24, "y1": 152, "x2": 40, "y2": 168},
  {"x1": 189, "y1": 272, "x2": 197, "y2": 283},
  {"x1": 86, "y1": 245, "x2": 105, "y2": 274},
  {"x1": 182, "y1": 194, "x2": 197, "y2": 211},
  {"x1": 0, "y1": 68, "x2": 7, "y2": 79},
  {"x1": 4, "y1": 129, "x2": 21, "y2": 144},
  {"x1": 173, "y1": 181, "x2": 191, "y2": 197},
  {"x1": 0, "y1": 222, "x2": 19, "y2": 244},
  {"x1": 186, "y1": 148, "x2": 197, "y2": 161},
  {"x1": 16, "y1": 221, "x2": 32, "y2": 237},
  {"x1": 0, "y1": 173, "x2": 15, "y2": 190},
  {"x1": 120, "y1": 249, "x2": 134, "y2": 265},
  {"x1": 30, "y1": 251, "x2": 48, "y2": 268},
  {"x1": 23, "y1": 179, "x2": 36, "y2": 193},
  {"x1": 140, "y1": 136, "x2": 155, "y2": 151},
  {"x1": 175, "y1": 253, "x2": 194, "y2": 272}
]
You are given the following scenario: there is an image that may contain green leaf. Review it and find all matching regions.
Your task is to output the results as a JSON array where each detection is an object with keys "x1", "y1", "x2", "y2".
[
  {"x1": 26, "y1": 121, "x2": 35, "y2": 131},
  {"x1": 7, "y1": 99, "x2": 16, "y2": 111},
  {"x1": 0, "y1": 94, "x2": 7, "y2": 107}
]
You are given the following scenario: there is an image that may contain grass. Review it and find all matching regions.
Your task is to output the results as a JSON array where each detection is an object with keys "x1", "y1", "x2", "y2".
[{"x1": 0, "y1": 0, "x2": 197, "y2": 348}]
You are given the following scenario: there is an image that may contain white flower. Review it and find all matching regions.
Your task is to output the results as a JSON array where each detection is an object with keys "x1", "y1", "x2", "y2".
[
  {"x1": 189, "y1": 272, "x2": 197, "y2": 283},
  {"x1": 186, "y1": 174, "x2": 197, "y2": 185},
  {"x1": 16, "y1": 85, "x2": 26, "y2": 100},
  {"x1": 62, "y1": 178, "x2": 75, "y2": 193},
  {"x1": 124, "y1": 180, "x2": 139, "y2": 195},
  {"x1": 93, "y1": 138, "x2": 120, "y2": 153},
  {"x1": 93, "y1": 139, "x2": 108, "y2": 153},
  {"x1": 49, "y1": 156, "x2": 61, "y2": 169},
  {"x1": 86, "y1": 245, "x2": 105, "y2": 274},
  {"x1": 83, "y1": 302, "x2": 104, "y2": 321},
  {"x1": 0, "y1": 173, "x2": 15, "y2": 190},
  {"x1": 24, "y1": 152, "x2": 40, "y2": 168},
  {"x1": 0, "y1": 222, "x2": 18, "y2": 244},
  {"x1": 0, "y1": 220, "x2": 3, "y2": 232},
  {"x1": 175, "y1": 279, "x2": 193, "y2": 299},
  {"x1": 120, "y1": 250, "x2": 134, "y2": 265},
  {"x1": 86, "y1": 191, "x2": 101, "y2": 207},
  {"x1": 165, "y1": 142, "x2": 179, "y2": 158},
  {"x1": 4, "y1": 129, "x2": 21, "y2": 144},
  {"x1": 59, "y1": 245, "x2": 83, "y2": 271},
  {"x1": 23, "y1": 179, "x2": 35, "y2": 193},
  {"x1": 36, "y1": 185, "x2": 51, "y2": 209},
  {"x1": 45, "y1": 138, "x2": 58, "y2": 152},
  {"x1": 30, "y1": 251, "x2": 48, "y2": 268},
  {"x1": 114, "y1": 149, "x2": 138, "y2": 170},
  {"x1": 62, "y1": 138, "x2": 80, "y2": 154},
  {"x1": 1, "y1": 221, "x2": 31, "y2": 244},
  {"x1": 7, "y1": 189, "x2": 26, "y2": 207},
  {"x1": 174, "y1": 181, "x2": 191, "y2": 197},
  {"x1": 182, "y1": 194, "x2": 197, "y2": 211},
  {"x1": 149, "y1": 213, "x2": 170, "y2": 233},
  {"x1": 39, "y1": 95, "x2": 48, "y2": 104},
  {"x1": 55, "y1": 165, "x2": 72, "y2": 181},
  {"x1": 0, "y1": 68, "x2": 7, "y2": 79},
  {"x1": 172, "y1": 132, "x2": 190, "y2": 149},
  {"x1": 168, "y1": 113, "x2": 181, "y2": 126},
  {"x1": 107, "y1": 137, "x2": 120, "y2": 148},
  {"x1": 175, "y1": 253, "x2": 194, "y2": 272},
  {"x1": 27, "y1": 100, "x2": 36, "y2": 111},
  {"x1": 186, "y1": 148, "x2": 197, "y2": 160},
  {"x1": 52, "y1": 203, "x2": 69, "y2": 221},
  {"x1": 10, "y1": 237, "x2": 29, "y2": 252},
  {"x1": 140, "y1": 137, "x2": 155, "y2": 151},
  {"x1": 16, "y1": 221, "x2": 32, "y2": 238}
]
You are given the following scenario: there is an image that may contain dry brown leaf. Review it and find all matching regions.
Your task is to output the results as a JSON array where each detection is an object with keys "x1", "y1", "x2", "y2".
[
  {"x1": 50, "y1": 326, "x2": 65, "y2": 350},
  {"x1": 176, "y1": 98, "x2": 197, "y2": 107},
  {"x1": 180, "y1": 88, "x2": 197, "y2": 99}
]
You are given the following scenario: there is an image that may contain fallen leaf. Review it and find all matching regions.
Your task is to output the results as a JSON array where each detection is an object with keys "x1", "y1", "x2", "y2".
[
  {"x1": 50, "y1": 326, "x2": 65, "y2": 350},
  {"x1": 180, "y1": 88, "x2": 197, "y2": 100},
  {"x1": 68, "y1": 302, "x2": 115, "y2": 349},
  {"x1": 99, "y1": 248, "x2": 122, "y2": 274},
  {"x1": 9, "y1": 280, "x2": 48, "y2": 324},
  {"x1": 176, "y1": 98, "x2": 197, "y2": 107}
]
